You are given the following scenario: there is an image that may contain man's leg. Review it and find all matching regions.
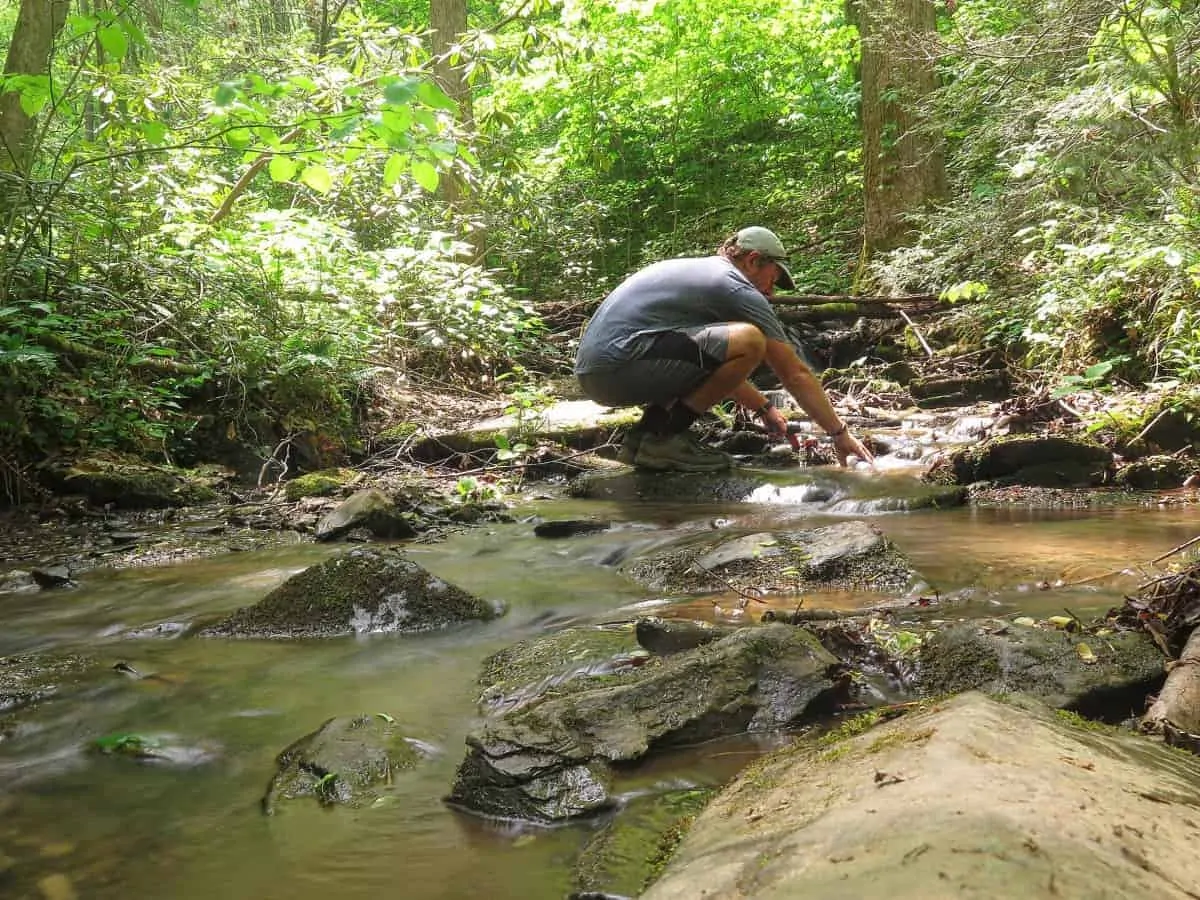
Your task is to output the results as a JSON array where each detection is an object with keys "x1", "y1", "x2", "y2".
[{"x1": 577, "y1": 323, "x2": 768, "y2": 470}]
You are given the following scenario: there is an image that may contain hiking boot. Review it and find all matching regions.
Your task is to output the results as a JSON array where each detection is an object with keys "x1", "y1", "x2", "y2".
[
  {"x1": 633, "y1": 431, "x2": 733, "y2": 472},
  {"x1": 617, "y1": 429, "x2": 645, "y2": 465}
]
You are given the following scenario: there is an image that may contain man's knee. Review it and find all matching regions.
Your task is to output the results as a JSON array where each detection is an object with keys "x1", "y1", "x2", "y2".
[{"x1": 724, "y1": 322, "x2": 767, "y2": 361}]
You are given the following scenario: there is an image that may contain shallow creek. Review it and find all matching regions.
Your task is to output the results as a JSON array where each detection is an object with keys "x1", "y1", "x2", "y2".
[{"x1": 2, "y1": 472, "x2": 1198, "y2": 900}]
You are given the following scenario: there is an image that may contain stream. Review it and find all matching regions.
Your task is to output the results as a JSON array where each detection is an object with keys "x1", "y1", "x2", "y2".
[{"x1": 2, "y1": 475, "x2": 1198, "y2": 899}]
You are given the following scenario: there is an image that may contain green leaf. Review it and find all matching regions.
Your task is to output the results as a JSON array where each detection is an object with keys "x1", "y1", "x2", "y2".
[
  {"x1": 225, "y1": 128, "x2": 253, "y2": 149},
  {"x1": 383, "y1": 153, "x2": 407, "y2": 187},
  {"x1": 411, "y1": 159, "x2": 439, "y2": 192},
  {"x1": 214, "y1": 83, "x2": 239, "y2": 106},
  {"x1": 269, "y1": 155, "x2": 298, "y2": 182},
  {"x1": 417, "y1": 80, "x2": 458, "y2": 111},
  {"x1": 300, "y1": 165, "x2": 334, "y2": 193},
  {"x1": 428, "y1": 139, "x2": 458, "y2": 160},
  {"x1": 382, "y1": 107, "x2": 413, "y2": 135},
  {"x1": 18, "y1": 88, "x2": 47, "y2": 117},
  {"x1": 98, "y1": 25, "x2": 128, "y2": 59},
  {"x1": 141, "y1": 120, "x2": 167, "y2": 144},
  {"x1": 66, "y1": 14, "x2": 98, "y2": 38},
  {"x1": 383, "y1": 76, "x2": 421, "y2": 105}
]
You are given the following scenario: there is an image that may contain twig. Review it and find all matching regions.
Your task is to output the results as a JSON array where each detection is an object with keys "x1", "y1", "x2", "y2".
[
  {"x1": 1151, "y1": 534, "x2": 1200, "y2": 566},
  {"x1": 1131, "y1": 407, "x2": 1174, "y2": 447},
  {"x1": 424, "y1": 445, "x2": 614, "y2": 479},
  {"x1": 689, "y1": 560, "x2": 767, "y2": 605},
  {"x1": 898, "y1": 308, "x2": 935, "y2": 358}
]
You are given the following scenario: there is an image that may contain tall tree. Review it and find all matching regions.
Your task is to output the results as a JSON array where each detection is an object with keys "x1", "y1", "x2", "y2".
[
  {"x1": 0, "y1": 0, "x2": 70, "y2": 173},
  {"x1": 856, "y1": 0, "x2": 946, "y2": 255},
  {"x1": 430, "y1": 0, "x2": 468, "y2": 203}
]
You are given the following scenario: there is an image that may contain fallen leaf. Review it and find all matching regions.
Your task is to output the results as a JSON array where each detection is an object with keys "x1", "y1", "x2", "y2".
[{"x1": 1076, "y1": 642, "x2": 1098, "y2": 664}]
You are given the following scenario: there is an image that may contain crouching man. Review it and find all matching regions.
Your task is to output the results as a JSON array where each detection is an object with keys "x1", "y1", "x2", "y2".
[{"x1": 574, "y1": 226, "x2": 874, "y2": 472}]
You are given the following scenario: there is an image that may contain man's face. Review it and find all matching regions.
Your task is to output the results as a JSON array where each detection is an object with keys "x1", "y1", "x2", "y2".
[{"x1": 745, "y1": 252, "x2": 780, "y2": 297}]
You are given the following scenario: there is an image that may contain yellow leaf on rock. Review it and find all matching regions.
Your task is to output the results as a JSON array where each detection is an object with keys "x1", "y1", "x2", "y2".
[
  {"x1": 1048, "y1": 616, "x2": 1074, "y2": 629},
  {"x1": 1076, "y1": 642, "x2": 1097, "y2": 664}
]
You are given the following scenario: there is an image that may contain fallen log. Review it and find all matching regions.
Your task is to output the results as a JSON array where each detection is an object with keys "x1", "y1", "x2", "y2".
[
  {"x1": 1142, "y1": 624, "x2": 1200, "y2": 742},
  {"x1": 770, "y1": 293, "x2": 940, "y2": 306},
  {"x1": 776, "y1": 303, "x2": 942, "y2": 323}
]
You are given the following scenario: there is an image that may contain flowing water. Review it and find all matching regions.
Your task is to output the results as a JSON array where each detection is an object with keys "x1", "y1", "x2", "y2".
[{"x1": 2, "y1": 473, "x2": 1198, "y2": 900}]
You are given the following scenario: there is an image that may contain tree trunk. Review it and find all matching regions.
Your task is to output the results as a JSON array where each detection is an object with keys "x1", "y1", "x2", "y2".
[
  {"x1": 0, "y1": 0, "x2": 70, "y2": 173},
  {"x1": 430, "y1": 0, "x2": 469, "y2": 205},
  {"x1": 856, "y1": 0, "x2": 945, "y2": 255}
]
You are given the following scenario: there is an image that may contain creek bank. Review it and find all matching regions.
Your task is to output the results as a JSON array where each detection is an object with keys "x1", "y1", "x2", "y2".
[{"x1": 643, "y1": 692, "x2": 1200, "y2": 900}]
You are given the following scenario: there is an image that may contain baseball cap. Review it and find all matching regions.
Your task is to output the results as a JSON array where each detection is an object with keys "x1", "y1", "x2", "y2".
[{"x1": 735, "y1": 226, "x2": 795, "y2": 291}]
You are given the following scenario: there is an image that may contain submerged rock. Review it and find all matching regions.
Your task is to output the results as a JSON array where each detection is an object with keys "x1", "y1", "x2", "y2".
[
  {"x1": 201, "y1": 547, "x2": 503, "y2": 638},
  {"x1": 918, "y1": 619, "x2": 1164, "y2": 717},
  {"x1": 643, "y1": 693, "x2": 1200, "y2": 899},
  {"x1": 446, "y1": 624, "x2": 842, "y2": 824},
  {"x1": 263, "y1": 714, "x2": 422, "y2": 813},
  {"x1": 623, "y1": 521, "x2": 915, "y2": 595}
]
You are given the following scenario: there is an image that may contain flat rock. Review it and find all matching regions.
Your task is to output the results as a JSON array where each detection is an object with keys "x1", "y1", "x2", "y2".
[
  {"x1": 644, "y1": 692, "x2": 1200, "y2": 899},
  {"x1": 623, "y1": 521, "x2": 916, "y2": 594}
]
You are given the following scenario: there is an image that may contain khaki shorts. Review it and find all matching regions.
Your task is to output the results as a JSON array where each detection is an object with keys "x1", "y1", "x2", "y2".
[{"x1": 577, "y1": 325, "x2": 730, "y2": 407}]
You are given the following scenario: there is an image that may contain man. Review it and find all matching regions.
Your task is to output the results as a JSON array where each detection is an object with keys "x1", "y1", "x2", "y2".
[{"x1": 574, "y1": 226, "x2": 874, "y2": 472}]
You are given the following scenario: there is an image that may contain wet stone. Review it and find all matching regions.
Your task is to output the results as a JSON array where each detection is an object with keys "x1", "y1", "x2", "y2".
[
  {"x1": 622, "y1": 521, "x2": 916, "y2": 595},
  {"x1": 918, "y1": 619, "x2": 1165, "y2": 717}
]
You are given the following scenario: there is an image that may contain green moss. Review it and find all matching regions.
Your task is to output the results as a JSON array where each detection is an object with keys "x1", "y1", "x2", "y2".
[
  {"x1": 819, "y1": 709, "x2": 884, "y2": 745},
  {"x1": 866, "y1": 726, "x2": 936, "y2": 754},
  {"x1": 284, "y1": 468, "x2": 355, "y2": 501},
  {"x1": 643, "y1": 809, "x2": 704, "y2": 889},
  {"x1": 377, "y1": 422, "x2": 420, "y2": 442},
  {"x1": 1054, "y1": 708, "x2": 1121, "y2": 734}
]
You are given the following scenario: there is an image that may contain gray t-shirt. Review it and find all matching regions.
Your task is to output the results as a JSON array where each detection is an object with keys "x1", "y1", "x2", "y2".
[{"x1": 574, "y1": 256, "x2": 788, "y2": 374}]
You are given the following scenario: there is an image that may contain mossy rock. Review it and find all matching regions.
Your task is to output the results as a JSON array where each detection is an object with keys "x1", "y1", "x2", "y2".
[
  {"x1": 925, "y1": 435, "x2": 1113, "y2": 487},
  {"x1": 918, "y1": 620, "x2": 1164, "y2": 718},
  {"x1": 201, "y1": 547, "x2": 503, "y2": 638},
  {"x1": 573, "y1": 788, "x2": 713, "y2": 898},
  {"x1": 1114, "y1": 455, "x2": 1195, "y2": 490},
  {"x1": 477, "y1": 625, "x2": 642, "y2": 710},
  {"x1": 39, "y1": 455, "x2": 217, "y2": 508},
  {"x1": 284, "y1": 468, "x2": 357, "y2": 501}
]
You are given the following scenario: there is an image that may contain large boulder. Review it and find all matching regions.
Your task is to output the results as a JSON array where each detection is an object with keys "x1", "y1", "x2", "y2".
[
  {"x1": 446, "y1": 623, "x2": 842, "y2": 824},
  {"x1": 262, "y1": 714, "x2": 423, "y2": 814},
  {"x1": 623, "y1": 521, "x2": 915, "y2": 595},
  {"x1": 201, "y1": 547, "x2": 503, "y2": 638},
  {"x1": 643, "y1": 693, "x2": 1200, "y2": 899},
  {"x1": 918, "y1": 619, "x2": 1164, "y2": 717}
]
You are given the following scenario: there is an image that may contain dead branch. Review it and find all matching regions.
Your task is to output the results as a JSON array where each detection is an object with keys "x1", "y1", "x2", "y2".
[{"x1": 1142, "y1": 625, "x2": 1200, "y2": 738}]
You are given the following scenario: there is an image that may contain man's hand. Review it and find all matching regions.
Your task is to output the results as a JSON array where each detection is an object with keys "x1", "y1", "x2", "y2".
[
  {"x1": 761, "y1": 405, "x2": 800, "y2": 451},
  {"x1": 833, "y1": 430, "x2": 874, "y2": 467}
]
